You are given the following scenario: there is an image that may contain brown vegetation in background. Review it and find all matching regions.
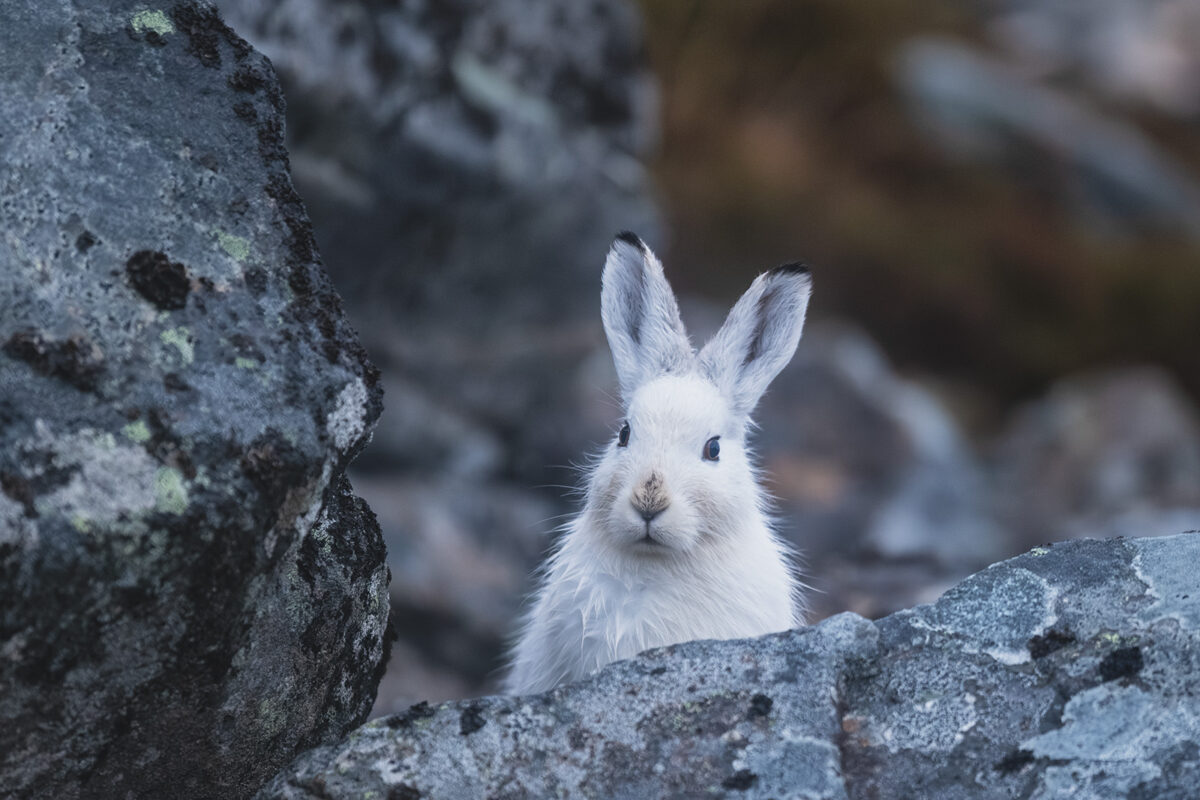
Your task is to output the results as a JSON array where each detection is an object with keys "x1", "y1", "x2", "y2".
[{"x1": 637, "y1": 0, "x2": 1200, "y2": 426}]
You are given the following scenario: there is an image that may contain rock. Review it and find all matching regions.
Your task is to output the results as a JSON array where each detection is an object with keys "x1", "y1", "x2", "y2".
[
  {"x1": 259, "y1": 612, "x2": 878, "y2": 800},
  {"x1": 352, "y1": 475, "x2": 556, "y2": 713},
  {"x1": 0, "y1": 3, "x2": 387, "y2": 798},
  {"x1": 751, "y1": 321, "x2": 1004, "y2": 619},
  {"x1": 895, "y1": 37, "x2": 1200, "y2": 238},
  {"x1": 352, "y1": 373, "x2": 505, "y2": 478},
  {"x1": 213, "y1": 0, "x2": 661, "y2": 478},
  {"x1": 842, "y1": 533, "x2": 1200, "y2": 799},
  {"x1": 992, "y1": 367, "x2": 1200, "y2": 549},
  {"x1": 986, "y1": 0, "x2": 1200, "y2": 118},
  {"x1": 256, "y1": 533, "x2": 1200, "y2": 799}
]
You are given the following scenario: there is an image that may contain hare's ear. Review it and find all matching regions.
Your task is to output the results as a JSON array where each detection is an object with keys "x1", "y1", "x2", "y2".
[
  {"x1": 699, "y1": 264, "x2": 811, "y2": 419},
  {"x1": 601, "y1": 232, "x2": 693, "y2": 403}
]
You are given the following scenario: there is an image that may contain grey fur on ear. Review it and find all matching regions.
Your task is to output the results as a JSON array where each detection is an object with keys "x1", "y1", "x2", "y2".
[
  {"x1": 601, "y1": 233, "x2": 693, "y2": 403},
  {"x1": 699, "y1": 263, "x2": 812, "y2": 418}
]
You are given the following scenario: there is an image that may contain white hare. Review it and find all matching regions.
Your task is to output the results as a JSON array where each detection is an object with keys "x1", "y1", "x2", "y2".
[{"x1": 504, "y1": 232, "x2": 811, "y2": 695}]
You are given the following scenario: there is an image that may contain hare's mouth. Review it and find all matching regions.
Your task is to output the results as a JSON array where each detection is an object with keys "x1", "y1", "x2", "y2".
[{"x1": 636, "y1": 529, "x2": 668, "y2": 549}]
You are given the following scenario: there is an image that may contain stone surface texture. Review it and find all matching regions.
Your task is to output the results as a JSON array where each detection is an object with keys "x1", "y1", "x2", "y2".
[
  {"x1": 257, "y1": 533, "x2": 1200, "y2": 799},
  {"x1": 993, "y1": 367, "x2": 1200, "y2": 548},
  {"x1": 0, "y1": 3, "x2": 387, "y2": 798}
]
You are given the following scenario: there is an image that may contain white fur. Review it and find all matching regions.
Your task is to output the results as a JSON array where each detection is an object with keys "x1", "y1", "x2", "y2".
[{"x1": 504, "y1": 234, "x2": 812, "y2": 695}]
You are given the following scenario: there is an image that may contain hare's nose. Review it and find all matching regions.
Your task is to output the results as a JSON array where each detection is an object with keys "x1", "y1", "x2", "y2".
[
  {"x1": 634, "y1": 501, "x2": 666, "y2": 523},
  {"x1": 632, "y1": 473, "x2": 669, "y2": 521}
]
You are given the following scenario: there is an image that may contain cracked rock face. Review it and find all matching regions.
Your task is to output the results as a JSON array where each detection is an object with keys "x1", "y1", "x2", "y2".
[
  {"x1": 257, "y1": 533, "x2": 1200, "y2": 799},
  {"x1": 1, "y1": 2, "x2": 387, "y2": 798}
]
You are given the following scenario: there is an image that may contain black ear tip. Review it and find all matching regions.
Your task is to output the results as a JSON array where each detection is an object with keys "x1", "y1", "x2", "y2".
[
  {"x1": 614, "y1": 231, "x2": 646, "y2": 250},
  {"x1": 768, "y1": 261, "x2": 811, "y2": 278}
]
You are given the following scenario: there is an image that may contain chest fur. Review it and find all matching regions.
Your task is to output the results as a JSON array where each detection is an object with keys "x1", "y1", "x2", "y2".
[{"x1": 542, "y1": 555, "x2": 793, "y2": 676}]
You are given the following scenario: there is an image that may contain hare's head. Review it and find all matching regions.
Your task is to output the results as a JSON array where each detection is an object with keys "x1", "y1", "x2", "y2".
[{"x1": 586, "y1": 232, "x2": 811, "y2": 557}]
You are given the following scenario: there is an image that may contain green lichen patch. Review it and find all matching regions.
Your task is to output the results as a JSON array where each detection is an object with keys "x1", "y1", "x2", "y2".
[
  {"x1": 154, "y1": 467, "x2": 188, "y2": 514},
  {"x1": 122, "y1": 419, "x2": 151, "y2": 444},
  {"x1": 257, "y1": 697, "x2": 289, "y2": 738},
  {"x1": 217, "y1": 230, "x2": 250, "y2": 262},
  {"x1": 131, "y1": 9, "x2": 174, "y2": 37},
  {"x1": 160, "y1": 327, "x2": 194, "y2": 365}
]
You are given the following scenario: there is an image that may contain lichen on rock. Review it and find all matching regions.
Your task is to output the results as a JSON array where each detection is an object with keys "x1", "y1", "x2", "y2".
[{"x1": 0, "y1": 2, "x2": 387, "y2": 798}]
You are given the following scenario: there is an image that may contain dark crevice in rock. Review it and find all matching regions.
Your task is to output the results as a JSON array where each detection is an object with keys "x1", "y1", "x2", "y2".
[
  {"x1": 721, "y1": 769, "x2": 758, "y2": 791},
  {"x1": 994, "y1": 748, "x2": 1035, "y2": 774},
  {"x1": 1099, "y1": 646, "x2": 1144, "y2": 682},
  {"x1": 3, "y1": 329, "x2": 105, "y2": 392},
  {"x1": 0, "y1": 470, "x2": 38, "y2": 517},
  {"x1": 1028, "y1": 628, "x2": 1076, "y2": 659},
  {"x1": 747, "y1": 692, "x2": 773, "y2": 719},
  {"x1": 387, "y1": 701, "x2": 435, "y2": 731},
  {"x1": 126, "y1": 250, "x2": 191, "y2": 310},
  {"x1": 458, "y1": 703, "x2": 486, "y2": 736}
]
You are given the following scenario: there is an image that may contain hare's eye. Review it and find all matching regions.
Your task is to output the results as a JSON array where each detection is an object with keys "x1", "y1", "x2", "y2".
[
  {"x1": 703, "y1": 436, "x2": 720, "y2": 461},
  {"x1": 617, "y1": 422, "x2": 631, "y2": 447}
]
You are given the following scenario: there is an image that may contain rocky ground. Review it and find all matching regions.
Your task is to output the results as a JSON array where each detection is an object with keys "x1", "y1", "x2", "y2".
[{"x1": 258, "y1": 533, "x2": 1200, "y2": 799}]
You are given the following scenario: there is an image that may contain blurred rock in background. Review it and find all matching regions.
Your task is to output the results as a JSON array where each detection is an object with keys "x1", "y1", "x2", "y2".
[
  {"x1": 756, "y1": 321, "x2": 1006, "y2": 620},
  {"x1": 992, "y1": 367, "x2": 1200, "y2": 548},
  {"x1": 359, "y1": 476, "x2": 556, "y2": 704},
  {"x1": 213, "y1": 0, "x2": 661, "y2": 711},
  {"x1": 211, "y1": 0, "x2": 1200, "y2": 714},
  {"x1": 215, "y1": 0, "x2": 659, "y2": 477},
  {"x1": 985, "y1": 0, "x2": 1200, "y2": 118},
  {"x1": 896, "y1": 37, "x2": 1200, "y2": 239}
]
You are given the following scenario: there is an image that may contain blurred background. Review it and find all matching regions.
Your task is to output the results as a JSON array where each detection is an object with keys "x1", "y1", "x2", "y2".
[{"x1": 213, "y1": 0, "x2": 1200, "y2": 715}]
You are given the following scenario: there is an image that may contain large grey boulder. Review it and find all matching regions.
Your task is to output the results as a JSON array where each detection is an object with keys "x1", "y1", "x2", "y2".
[
  {"x1": 1, "y1": 3, "x2": 387, "y2": 798},
  {"x1": 257, "y1": 532, "x2": 1200, "y2": 799}
]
